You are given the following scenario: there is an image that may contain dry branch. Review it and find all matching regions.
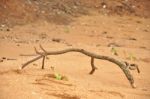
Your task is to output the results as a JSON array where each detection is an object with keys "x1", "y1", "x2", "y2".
[
  {"x1": 21, "y1": 45, "x2": 140, "y2": 88},
  {"x1": 89, "y1": 57, "x2": 97, "y2": 74}
]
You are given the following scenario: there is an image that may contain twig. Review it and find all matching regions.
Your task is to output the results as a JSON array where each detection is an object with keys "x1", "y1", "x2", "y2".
[
  {"x1": 40, "y1": 44, "x2": 48, "y2": 54},
  {"x1": 22, "y1": 55, "x2": 43, "y2": 69},
  {"x1": 20, "y1": 54, "x2": 37, "y2": 56},
  {"x1": 7, "y1": 58, "x2": 17, "y2": 60},
  {"x1": 89, "y1": 57, "x2": 97, "y2": 74},
  {"x1": 42, "y1": 56, "x2": 46, "y2": 69}
]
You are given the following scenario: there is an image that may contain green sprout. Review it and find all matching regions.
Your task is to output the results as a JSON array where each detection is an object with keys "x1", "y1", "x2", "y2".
[
  {"x1": 127, "y1": 53, "x2": 137, "y2": 61},
  {"x1": 51, "y1": 66, "x2": 68, "y2": 81},
  {"x1": 111, "y1": 47, "x2": 118, "y2": 56},
  {"x1": 54, "y1": 73, "x2": 68, "y2": 81},
  {"x1": 64, "y1": 26, "x2": 70, "y2": 33},
  {"x1": 54, "y1": 73, "x2": 62, "y2": 80}
]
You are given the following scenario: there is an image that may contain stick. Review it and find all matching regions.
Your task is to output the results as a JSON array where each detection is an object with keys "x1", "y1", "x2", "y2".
[
  {"x1": 21, "y1": 45, "x2": 140, "y2": 88},
  {"x1": 89, "y1": 57, "x2": 97, "y2": 74},
  {"x1": 42, "y1": 56, "x2": 45, "y2": 69}
]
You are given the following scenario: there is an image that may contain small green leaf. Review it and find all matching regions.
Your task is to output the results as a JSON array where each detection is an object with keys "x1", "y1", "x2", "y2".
[
  {"x1": 111, "y1": 47, "x2": 118, "y2": 56},
  {"x1": 54, "y1": 73, "x2": 62, "y2": 80},
  {"x1": 128, "y1": 53, "x2": 136, "y2": 61},
  {"x1": 64, "y1": 26, "x2": 70, "y2": 33}
]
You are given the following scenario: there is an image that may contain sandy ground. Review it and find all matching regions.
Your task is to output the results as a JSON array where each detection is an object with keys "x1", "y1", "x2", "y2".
[{"x1": 0, "y1": 13, "x2": 150, "y2": 99}]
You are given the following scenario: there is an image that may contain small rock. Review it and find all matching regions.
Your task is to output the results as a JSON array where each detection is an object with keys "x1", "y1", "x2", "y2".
[
  {"x1": 143, "y1": 29, "x2": 148, "y2": 32},
  {"x1": 102, "y1": 31, "x2": 107, "y2": 34},
  {"x1": 6, "y1": 28, "x2": 10, "y2": 31},
  {"x1": 2, "y1": 57, "x2": 6, "y2": 60},
  {"x1": 52, "y1": 38, "x2": 61, "y2": 43},
  {"x1": 35, "y1": 39, "x2": 39, "y2": 43},
  {"x1": 128, "y1": 37, "x2": 137, "y2": 41},
  {"x1": 102, "y1": 5, "x2": 107, "y2": 9},
  {"x1": 1, "y1": 24, "x2": 5, "y2": 27},
  {"x1": 0, "y1": 60, "x2": 3, "y2": 62},
  {"x1": 136, "y1": 20, "x2": 141, "y2": 24},
  {"x1": 101, "y1": 2, "x2": 107, "y2": 9},
  {"x1": 17, "y1": 44, "x2": 20, "y2": 46},
  {"x1": 139, "y1": 46, "x2": 147, "y2": 49}
]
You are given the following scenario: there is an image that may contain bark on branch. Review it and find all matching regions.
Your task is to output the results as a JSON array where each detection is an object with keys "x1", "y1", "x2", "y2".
[{"x1": 21, "y1": 45, "x2": 140, "y2": 88}]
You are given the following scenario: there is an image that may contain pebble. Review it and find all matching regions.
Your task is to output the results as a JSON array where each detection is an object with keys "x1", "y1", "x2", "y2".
[{"x1": 0, "y1": 60, "x2": 3, "y2": 62}]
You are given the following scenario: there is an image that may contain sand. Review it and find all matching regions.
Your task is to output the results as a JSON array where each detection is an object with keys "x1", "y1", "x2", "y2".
[{"x1": 0, "y1": 13, "x2": 150, "y2": 99}]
